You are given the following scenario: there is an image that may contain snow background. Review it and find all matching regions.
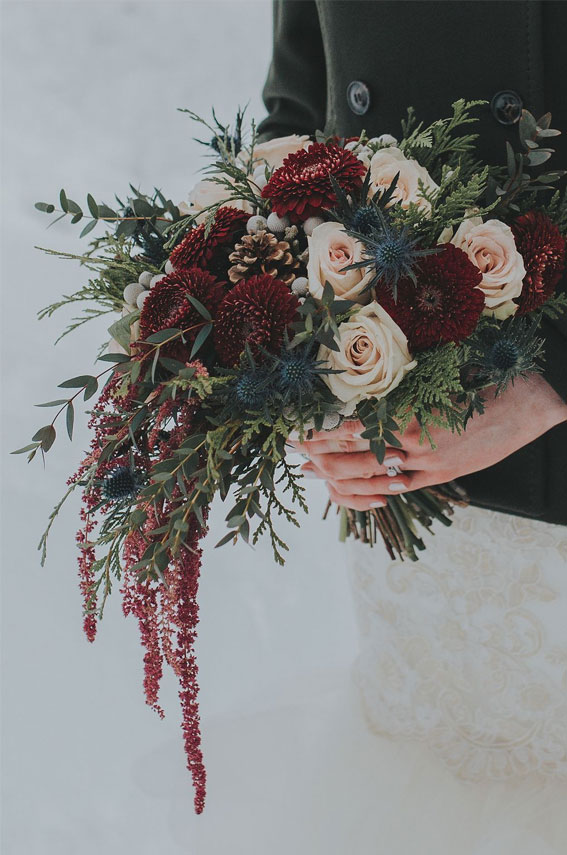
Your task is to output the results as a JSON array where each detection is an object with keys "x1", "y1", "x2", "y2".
[{"x1": 1, "y1": 3, "x2": 368, "y2": 852}]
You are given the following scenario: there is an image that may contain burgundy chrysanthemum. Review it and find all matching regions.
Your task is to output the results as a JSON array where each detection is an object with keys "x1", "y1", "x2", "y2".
[
  {"x1": 213, "y1": 274, "x2": 300, "y2": 366},
  {"x1": 170, "y1": 206, "x2": 248, "y2": 271},
  {"x1": 378, "y1": 243, "x2": 485, "y2": 351},
  {"x1": 261, "y1": 142, "x2": 366, "y2": 223},
  {"x1": 511, "y1": 210, "x2": 566, "y2": 314},
  {"x1": 139, "y1": 267, "x2": 224, "y2": 361}
]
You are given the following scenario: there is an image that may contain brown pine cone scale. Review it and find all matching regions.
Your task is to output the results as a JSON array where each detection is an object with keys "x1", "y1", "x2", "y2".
[{"x1": 227, "y1": 229, "x2": 300, "y2": 286}]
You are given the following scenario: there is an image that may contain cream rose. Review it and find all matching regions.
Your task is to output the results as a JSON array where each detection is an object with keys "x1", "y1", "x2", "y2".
[
  {"x1": 307, "y1": 222, "x2": 373, "y2": 303},
  {"x1": 448, "y1": 216, "x2": 525, "y2": 319},
  {"x1": 318, "y1": 303, "x2": 417, "y2": 414},
  {"x1": 369, "y1": 146, "x2": 439, "y2": 214},
  {"x1": 240, "y1": 134, "x2": 310, "y2": 171},
  {"x1": 183, "y1": 179, "x2": 253, "y2": 224}
]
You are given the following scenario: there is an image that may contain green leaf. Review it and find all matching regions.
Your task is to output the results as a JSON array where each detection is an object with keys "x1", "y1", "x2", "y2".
[
  {"x1": 83, "y1": 377, "x2": 98, "y2": 401},
  {"x1": 58, "y1": 375, "x2": 96, "y2": 389},
  {"x1": 108, "y1": 311, "x2": 140, "y2": 351},
  {"x1": 215, "y1": 531, "x2": 237, "y2": 548},
  {"x1": 79, "y1": 219, "x2": 97, "y2": 238},
  {"x1": 151, "y1": 472, "x2": 174, "y2": 483},
  {"x1": 189, "y1": 323, "x2": 212, "y2": 359},
  {"x1": 186, "y1": 295, "x2": 212, "y2": 321},
  {"x1": 97, "y1": 203, "x2": 117, "y2": 220},
  {"x1": 526, "y1": 149, "x2": 553, "y2": 166},
  {"x1": 11, "y1": 442, "x2": 41, "y2": 455},
  {"x1": 116, "y1": 218, "x2": 138, "y2": 238},
  {"x1": 143, "y1": 327, "x2": 181, "y2": 345},
  {"x1": 59, "y1": 189, "x2": 69, "y2": 213},
  {"x1": 132, "y1": 198, "x2": 154, "y2": 217},
  {"x1": 98, "y1": 352, "x2": 131, "y2": 363},
  {"x1": 35, "y1": 202, "x2": 55, "y2": 213},
  {"x1": 66, "y1": 401, "x2": 75, "y2": 440},
  {"x1": 32, "y1": 424, "x2": 56, "y2": 451},
  {"x1": 35, "y1": 399, "x2": 69, "y2": 407},
  {"x1": 71, "y1": 211, "x2": 83, "y2": 224},
  {"x1": 86, "y1": 194, "x2": 99, "y2": 218}
]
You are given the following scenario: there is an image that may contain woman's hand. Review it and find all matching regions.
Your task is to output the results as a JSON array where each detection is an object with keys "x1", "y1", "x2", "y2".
[{"x1": 287, "y1": 374, "x2": 567, "y2": 511}]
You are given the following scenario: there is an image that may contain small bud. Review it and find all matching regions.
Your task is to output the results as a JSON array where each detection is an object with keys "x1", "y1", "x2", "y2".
[
  {"x1": 164, "y1": 259, "x2": 174, "y2": 274},
  {"x1": 150, "y1": 274, "x2": 166, "y2": 289},
  {"x1": 246, "y1": 214, "x2": 268, "y2": 234},
  {"x1": 291, "y1": 276, "x2": 309, "y2": 297},
  {"x1": 266, "y1": 212, "x2": 290, "y2": 233},
  {"x1": 302, "y1": 216, "x2": 325, "y2": 236},
  {"x1": 322, "y1": 412, "x2": 341, "y2": 431},
  {"x1": 123, "y1": 282, "x2": 145, "y2": 305},
  {"x1": 138, "y1": 270, "x2": 154, "y2": 288},
  {"x1": 136, "y1": 290, "x2": 150, "y2": 309}
]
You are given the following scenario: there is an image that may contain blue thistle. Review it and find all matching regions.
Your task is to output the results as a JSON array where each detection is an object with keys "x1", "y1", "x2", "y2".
[
  {"x1": 468, "y1": 316, "x2": 545, "y2": 391},
  {"x1": 233, "y1": 368, "x2": 271, "y2": 410},
  {"x1": 102, "y1": 466, "x2": 144, "y2": 502},
  {"x1": 343, "y1": 208, "x2": 442, "y2": 299},
  {"x1": 349, "y1": 204, "x2": 383, "y2": 235}
]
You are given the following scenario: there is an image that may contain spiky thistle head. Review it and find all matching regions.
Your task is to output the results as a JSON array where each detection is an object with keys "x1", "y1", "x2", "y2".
[
  {"x1": 234, "y1": 368, "x2": 270, "y2": 409},
  {"x1": 102, "y1": 466, "x2": 145, "y2": 502},
  {"x1": 468, "y1": 316, "x2": 545, "y2": 391}
]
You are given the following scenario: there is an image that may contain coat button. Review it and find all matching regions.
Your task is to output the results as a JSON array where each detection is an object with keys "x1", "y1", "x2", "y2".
[
  {"x1": 347, "y1": 80, "x2": 371, "y2": 116},
  {"x1": 490, "y1": 90, "x2": 523, "y2": 125}
]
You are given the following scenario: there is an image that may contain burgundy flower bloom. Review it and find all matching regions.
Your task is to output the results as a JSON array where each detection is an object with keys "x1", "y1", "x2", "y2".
[
  {"x1": 170, "y1": 206, "x2": 248, "y2": 271},
  {"x1": 511, "y1": 210, "x2": 566, "y2": 314},
  {"x1": 139, "y1": 267, "x2": 224, "y2": 361},
  {"x1": 261, "y1": 142, "x2": 366, "y2": 222},
  {"x1": 213, "y1": 274, "x2": 300, "y2": 366},
  {"x1": 378, "y1": 243, "x2": 484, "y2": 351}
]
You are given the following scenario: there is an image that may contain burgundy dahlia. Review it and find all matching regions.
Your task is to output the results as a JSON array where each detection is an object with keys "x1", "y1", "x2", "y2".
[
  {"x1": 378, "y1": 243, "x2": 484, "y2": 351},
  {"x1": 170, "y1": 206, "x2": 248, "y2": 272},
  {"x1": 261, "y1": 142, "x2": 366, "y2": 223},
  {"x1": 511, "y1": 210, "x2": 566, "y2": 314},
  {"x1": 213, "y1": 274, "x2": 300, "y2": 366},
  {"x1": 139, "y1": 266, "x2": 224, "y2": 361}
]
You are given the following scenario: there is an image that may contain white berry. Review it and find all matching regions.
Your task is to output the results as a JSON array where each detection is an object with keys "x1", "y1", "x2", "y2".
[
  {"x1": 136, "y1": 290, "x2": 150, "y2": 309},
  {"x1": 246, "y1": 215, "x2": 268, "y2": 234},
  {"x1": 291, "y1": 276, "x2": 309, "y2": 297},
  {"x1": 164, "y1": 260, "x2": 174, "y2": 274},
  {"x1": 322, "y1": 412, "x2": 341, "y2": 431},
  {"x1": 123, "y1": 282, "x2": 145, "y2": 305},
  {"x1": 150, "y1": 274, "x2": 165, "y2": 289},
  {"x1": 302, "y1": 216, "x2": 324, "y2": 236},
  {"x1": 138, "y1": 270, "x2": 153, "y2": 288},
  {"x1": 266, "y1": 212, "x2": 290, "y2": 233}
]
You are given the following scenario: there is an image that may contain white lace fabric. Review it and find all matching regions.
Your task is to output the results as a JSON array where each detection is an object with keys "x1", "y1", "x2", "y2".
[{"x1": 347, "y1": 505, "x2": 567, "y2": 783}]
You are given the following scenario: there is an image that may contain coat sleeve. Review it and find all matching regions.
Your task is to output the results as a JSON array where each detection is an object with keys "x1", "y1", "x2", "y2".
[
  {"x1": 539, "y1": 278, "x2": 567, "y2": 402},
  {"x1": 256, "y1": 0, "x2": 327, "y2": 143}
]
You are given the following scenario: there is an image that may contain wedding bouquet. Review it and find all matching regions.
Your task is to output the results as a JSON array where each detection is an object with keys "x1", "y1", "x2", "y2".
[{"x1": 17, "y1": 100, "x2": 567, "y2": 811}]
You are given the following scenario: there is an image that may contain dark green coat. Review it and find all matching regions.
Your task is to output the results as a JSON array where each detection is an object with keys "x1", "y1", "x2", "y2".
[{"x1": 257, "y1": 0, "x2": 567, "y2": 525}]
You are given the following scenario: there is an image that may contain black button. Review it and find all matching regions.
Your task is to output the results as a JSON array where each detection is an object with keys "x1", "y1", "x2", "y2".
[
  {"x1": 490, "y1": 90, "x2": 523, "y2": 125},
  {"x1": 347, "y1": 80, "x2": 371, "y2": 116}
]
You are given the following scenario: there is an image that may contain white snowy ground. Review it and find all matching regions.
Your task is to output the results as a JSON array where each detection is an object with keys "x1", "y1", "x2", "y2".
[{"x1": 1, "y1": 4, "x2": 369, "y2": 853}]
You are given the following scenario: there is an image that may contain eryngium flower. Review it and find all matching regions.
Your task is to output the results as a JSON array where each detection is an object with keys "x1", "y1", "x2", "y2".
[
  {"x1": 467, "y1": 316, "x2": 545, "y2": 389},
  {"x1": 102, "y1": 466, "x2": 144, "y2": 502},
  {"x1": 511, "y1": 211, "x2": 566, "y2": 314},
  {"x1": 261, "y1": 142, "x2": 366, "y2": 222},
  {"x1": 214, "y1": 275, "x2": 299, "y2": 366},
  {"x1": 343, "y1": 207, "x2": 441, "y2": 298}
]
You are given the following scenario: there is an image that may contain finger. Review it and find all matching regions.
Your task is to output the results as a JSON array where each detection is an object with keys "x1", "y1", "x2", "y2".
[
  {"x1": 326, "y1": 483, "x2": 387, "y2": 511},
  {"x1": 289, "y1": 437, "x2": 370, "y2": 454},
  {"x1": 288, "y1": 419, "x2": 363, "y2": 443},
  {"x1": 306, "y1": 450, "x2": 408, "y2": 480},
  {"x1": 326, "y1": 472, "x2": 413, "y2": 496}
]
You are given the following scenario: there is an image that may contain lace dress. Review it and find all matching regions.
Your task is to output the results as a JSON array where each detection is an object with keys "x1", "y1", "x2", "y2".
[{"x1": 346, "y1": 503, "x2": 567, "y2": 853}]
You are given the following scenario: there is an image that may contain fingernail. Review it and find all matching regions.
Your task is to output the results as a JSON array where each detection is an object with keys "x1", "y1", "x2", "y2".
[
  {"x1": 388, "y1": 481, "x2": 407, "y2": 492},
  {"x1": 369, "y1": 500, "x2": 386, "y2": 508},
  {"x1": 353, "y1": 432, "x2": 365, "y2": 440},
  {"x1": 288, "y1": 430, "x2": 300, "y2": 441},
  {"x1": 301, "y1": 468, "x2": 318, "y2": 479},
  {"x1": 384, "y1": 456, "x2": 403, "y2": 467}
]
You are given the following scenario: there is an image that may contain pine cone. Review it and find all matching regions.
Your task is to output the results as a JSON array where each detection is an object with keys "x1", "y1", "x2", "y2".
[{"x1": 227, "y1": 229, "x2": 300, "y2": 286}]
